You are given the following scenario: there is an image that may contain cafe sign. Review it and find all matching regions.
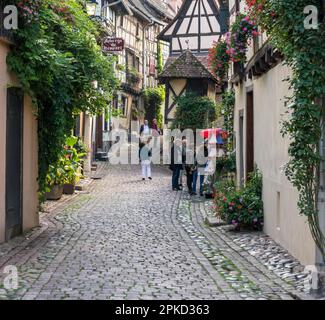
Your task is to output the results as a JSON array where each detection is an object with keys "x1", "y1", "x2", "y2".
[{"x1": 103, "y1": 38, "x2": 124, "y2": 52}]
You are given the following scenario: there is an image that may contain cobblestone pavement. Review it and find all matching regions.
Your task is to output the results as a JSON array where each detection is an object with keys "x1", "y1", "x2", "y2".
[{"x1": 0, "y1": 164, "x2": 312, "y2": 300}]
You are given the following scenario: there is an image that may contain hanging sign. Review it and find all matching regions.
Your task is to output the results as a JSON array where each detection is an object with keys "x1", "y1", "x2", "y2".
[{"x1": 103, "y1": 38, "x2": 124, "y2": 52}]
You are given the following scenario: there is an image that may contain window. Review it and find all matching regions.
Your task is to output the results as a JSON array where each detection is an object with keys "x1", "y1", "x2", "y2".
[
  {"x1": 121, "y1": 96, "x2": 127, "y2": 116},
  {"x1": 120, "y1": 16, "x2": 124, "y2": 27},
  {"x1": 136, "y1": 23, "x2": 140, "y2": 37},
  {"x1": 126, "y1": 49, "x2": 140, "y2": 71},
  {"x1": 149, "y1": 56, "x2": 156, "y2": 76},
  {"x1": 186, "y1": 79, "x2": 208, "y2": 96},
  {"x1": 135, "y1": 57, "x2": 140, "y2": 72}
]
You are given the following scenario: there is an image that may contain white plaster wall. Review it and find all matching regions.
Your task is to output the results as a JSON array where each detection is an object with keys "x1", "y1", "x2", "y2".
[{"x1": 233, "y1": 63, "x2": 316, "y2": 265}]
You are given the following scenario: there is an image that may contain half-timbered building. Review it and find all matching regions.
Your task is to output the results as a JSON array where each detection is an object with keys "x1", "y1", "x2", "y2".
[
  {"x1": 107, "y1": 0, "x2": 176, "y2": 132},
  {"x1": 158, "y1": 0, "x2": 229, "y2": 126}
]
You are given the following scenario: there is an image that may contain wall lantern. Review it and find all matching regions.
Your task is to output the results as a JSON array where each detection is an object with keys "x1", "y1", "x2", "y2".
[{"x1": 86, "y1": 0, "x2": 99, "y2": 16}]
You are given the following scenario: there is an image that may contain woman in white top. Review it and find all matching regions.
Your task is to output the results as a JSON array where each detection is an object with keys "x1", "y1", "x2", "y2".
[{"x1": 140, "y1": 137, "x2": 153, "y2": 180}]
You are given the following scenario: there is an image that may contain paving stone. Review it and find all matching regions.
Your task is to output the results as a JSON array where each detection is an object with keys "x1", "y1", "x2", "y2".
[{"x1": 0, "y1": 164, "x2": 315, "y2": 300}]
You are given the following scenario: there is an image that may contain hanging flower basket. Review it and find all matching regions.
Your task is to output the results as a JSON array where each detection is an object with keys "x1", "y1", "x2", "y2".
[
  {"x1": 208, "y1": 40, "x2": 230, "y2": 82},
  {"x1": 226, "y1": 14, "x2": 259, "y2": 63}
]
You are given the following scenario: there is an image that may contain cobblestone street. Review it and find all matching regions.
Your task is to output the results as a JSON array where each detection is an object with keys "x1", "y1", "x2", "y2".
[{"x1": 0, "y1": 165, "x2": 310, "y2": 300}]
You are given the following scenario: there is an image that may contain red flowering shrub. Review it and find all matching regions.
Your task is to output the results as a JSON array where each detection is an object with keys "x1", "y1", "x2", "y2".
[{"x1": 208, "y1": 40, "x2": 229, "y2": 83}]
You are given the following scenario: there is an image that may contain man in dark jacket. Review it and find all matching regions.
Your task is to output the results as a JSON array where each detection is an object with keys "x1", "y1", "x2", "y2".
[{"x1": 170, "y1": 139, "x2": 183, "y2": 191}]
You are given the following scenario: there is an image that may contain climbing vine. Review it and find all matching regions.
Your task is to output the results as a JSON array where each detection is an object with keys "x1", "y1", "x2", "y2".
[
  {"x1": 6, "y1": 0, "x2": 118, "y2": 200},
  {"x1": 157, "y1": 41, "x2": 164, "y2": 74},
  {"x1": 221, "y1": 90, "x2": 235, "y2": 153},
  {"x1": 245, "y1": 0, "x2": 325, "y2": 257}
]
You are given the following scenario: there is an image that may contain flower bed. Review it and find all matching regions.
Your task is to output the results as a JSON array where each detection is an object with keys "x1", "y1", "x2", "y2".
[{"x1": 214, "y1": 169, "x2": 264, "y2": 231}]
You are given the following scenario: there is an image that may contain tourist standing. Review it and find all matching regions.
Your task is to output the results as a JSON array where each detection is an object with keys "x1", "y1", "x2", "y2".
[
  {"x1": 185, "y1": 146, "x2": 196, "y2": 195},
  {"x1": 151, "y1": 118, "x2": 161, "y2": 135},
  {"x1": 193, "y1": 143, "x2": 209, "y2": 196},
  {"x1": 140, "y1": 137, "x2": 153, "y2": 181},
  {"x1": 170, "y1": 139, "x2": 183, "y2": 190},
  {"x1": 178, "y1": 137, "x2": 187, "y2": 188},
  {"x1": 140, "y1": 120, "x2": 151, "y2": 136}
]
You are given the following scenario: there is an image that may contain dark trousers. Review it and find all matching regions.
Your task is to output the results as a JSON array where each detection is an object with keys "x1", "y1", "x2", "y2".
[
  {"x1": 193, "y1": 171, "x2": 205, "y2": 194},
  {"x1": 172, "y1": 166, "x2": 181, "y2": 189},
  {"x1": 186, "y1": 168, "x2": 194, "y2": 193}
]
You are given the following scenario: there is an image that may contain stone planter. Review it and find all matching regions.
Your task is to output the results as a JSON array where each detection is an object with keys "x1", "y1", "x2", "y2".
[
  {"x1": 46, "y1": 185, "x2": 64, "y2": 200},
  {"x1": 63, "y1": 183, "x2": 75, "y2": 195}
]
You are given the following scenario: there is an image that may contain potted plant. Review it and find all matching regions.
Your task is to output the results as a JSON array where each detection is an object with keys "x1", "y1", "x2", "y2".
[
  {"x1": 62, "y1": 136, "x2": 85, "y2": 195},
  {"x1": 45, "y1": 158, "x2": 67, "y2": 200}
]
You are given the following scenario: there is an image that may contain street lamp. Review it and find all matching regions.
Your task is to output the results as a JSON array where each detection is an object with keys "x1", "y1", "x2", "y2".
[
  {"x1": 86, "y1": 0, "x2": 99, "y2": 16},
  {"x1": 85, "y1": 0, "x2": 132, "y2": 18}
]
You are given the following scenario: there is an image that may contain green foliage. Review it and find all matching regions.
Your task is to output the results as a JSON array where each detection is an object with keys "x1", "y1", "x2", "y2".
[
  {"x1": 127, "y1": 66, "x2": 142, "y2": 86},
  {"x1": 46, "y1": 159, "x2": 67, "y2": 188},
  {"x1": 245, "y1": 0, "x2": 325, "y2": 256},
  {"x1": 157, "y1": 41, "x2": 164, "y2": 74},
  {"x1": 46, "y1": 135, "x2": 85, "y2": 188},
  {"x1": 215, "y1": 169, "x2": 264, "y2": 230},
  {"x1": 74, "y1": 137, "x2": 89, "y2": 155},
  {"x1": 216, "y1": 153, "x2": 236, "y2": 176},
  {"x1": 142, "y1": 86, "x2": 165, "y2": 127},
  {"x1": 221, "y1": 90, "x2": 235, "y2": 153},
  {"x1": 7, "y1": 0, "x2": 118, "y2": 200},
  {"x1": 173, "y1": 93, "x2": 217, "y2": 130}
]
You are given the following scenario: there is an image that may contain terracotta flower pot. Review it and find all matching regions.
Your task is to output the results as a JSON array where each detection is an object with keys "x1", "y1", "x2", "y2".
[
  {"x1": 63, "y1": 183, "x2": 75, "y2": 195},
  {"x1": 46, "y1": 185, "x2": 64, "y2": 200}
]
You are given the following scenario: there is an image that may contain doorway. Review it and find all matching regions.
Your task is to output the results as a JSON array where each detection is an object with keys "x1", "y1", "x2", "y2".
[
  {"x1": 6, "y1": 87, "x2": 24, "y2": 240},
  {"x1": 239, "y1": 110, "x2": 244, "y2": 186},
  {"x1": 246, "y1": 91, "x2": 254, "y2": 179}
]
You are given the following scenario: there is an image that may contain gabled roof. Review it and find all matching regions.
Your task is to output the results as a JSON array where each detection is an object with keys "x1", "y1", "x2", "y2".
[
  {"x1": 125, "y1": 0, "x2": 173, "y2": 23},
  {"x1": 159, "y1": 50, "x2": 216, "y2": 81},
  {"x1": 158, "y1": 0, "x2": 228, "y2": 42}
]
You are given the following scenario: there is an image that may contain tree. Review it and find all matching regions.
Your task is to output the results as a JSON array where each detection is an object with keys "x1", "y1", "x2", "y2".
[{"x1": 173, "y1": 93, "x2": 217, "y2": 130}]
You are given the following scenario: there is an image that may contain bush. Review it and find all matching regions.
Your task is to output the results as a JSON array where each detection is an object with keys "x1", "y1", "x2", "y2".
[
  {"x1": 173, "y1": 93, "x2": 217, "y2": 130},
  {"x1": 215, "y1": 169, "x2": 264, "y2": 230},
  {"x1": 216, "y1": 153, "x2": 236, "y2": 176}
]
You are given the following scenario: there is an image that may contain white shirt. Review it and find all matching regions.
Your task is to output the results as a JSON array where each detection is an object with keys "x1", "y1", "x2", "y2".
[{"x1": 143, "y1": 125, "x2": 150, "y2": 135}]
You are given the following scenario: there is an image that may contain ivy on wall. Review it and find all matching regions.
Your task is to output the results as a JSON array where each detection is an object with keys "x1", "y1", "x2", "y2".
[
  {"x1": 6, "y1": 0, "x2": 118, "y2": 200},
  {"x1": 244, "y1": 0, "x2": 325, "y2": 257},
  {"x1": 221, "y1": 90, "x2": 235, "y2": 153},
  {"x1": 157, "y1": 41, "x2": 164, "y2": 74}
]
